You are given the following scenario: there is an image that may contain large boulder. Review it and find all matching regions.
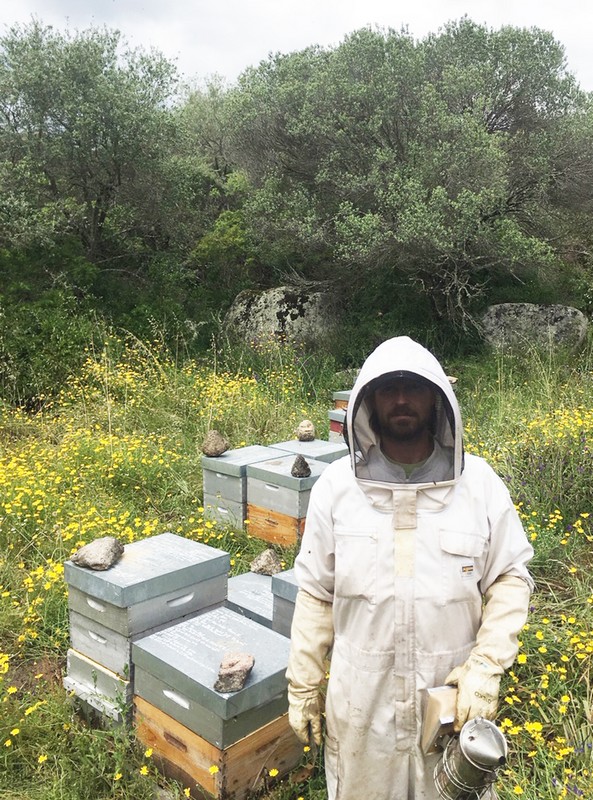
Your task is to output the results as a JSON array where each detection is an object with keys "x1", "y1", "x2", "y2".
[
  {"x1": 224, "y1": 286, "x2": 338, "y2": 347},
  {"x1": 482, "y1": 303, "x2": 588, "y2": 350}
]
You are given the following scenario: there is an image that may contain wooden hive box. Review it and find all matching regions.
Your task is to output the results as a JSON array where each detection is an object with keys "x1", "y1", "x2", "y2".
[
  {"x1": 332, "y1": 390, "x2": 351, "y2": 410},
  {"x1": 132, "y1": 606, "x2": 291, "y2": 749},
  {"x1": 271, "y1": 569, "x2": 299, "y2": 637},
  {"x1": 246, "y1": 455, "x2": 328, "y2": 546},
  {"x1": 202, "y1": 445, "x2": 283, "y2": 528},
  {"x1": 225, "y1": 572, "x2": 274, "y2": 629},
  {"x1": 135, "y1": 697, "x2": 303, "y2": 800}
]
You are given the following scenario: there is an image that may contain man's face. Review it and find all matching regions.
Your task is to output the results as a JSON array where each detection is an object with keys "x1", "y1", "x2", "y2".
[{"x1": 371, "y1": 376, "x2": 436, "y2": 443}]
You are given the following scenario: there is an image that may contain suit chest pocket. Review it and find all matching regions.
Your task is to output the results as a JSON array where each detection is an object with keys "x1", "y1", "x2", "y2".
[
  {"x1": 439, "y1": 529, "x2": 485, "y2": 603},
  {"x1": 334, "y1": 529, "x2": 377, "y2": 604}
]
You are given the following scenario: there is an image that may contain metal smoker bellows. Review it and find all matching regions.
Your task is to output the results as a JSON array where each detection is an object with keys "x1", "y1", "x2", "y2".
[{"x1": 433, "y1": 717, "x2": 508, "y2": 799}]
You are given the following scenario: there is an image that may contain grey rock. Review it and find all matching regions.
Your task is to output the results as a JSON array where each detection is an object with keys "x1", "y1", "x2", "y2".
[
  {"x1": 201, "y1": 430, "x2": 230, "y2": 457},
  {"x1": 214, "y1": 652, "x2": 255, "y2": 693},
  {"x1": 296, "y1": 420, "x2": 316, "y2": 441},
  {"x1": 224, "y1": 285, "x2": 339, "y2": 348},
  {"x1": 291, "y1": 454, "x2": 311, "y2": 478},
  {"x1": 482, "y1": 303, "x2": 588, "y2": 351},
  {"x1": 250, "y1": 549, "x2": 283, "y2": 575},
  {"x1": 70, "y1": 537, "x2": 124, "y2": 571}
]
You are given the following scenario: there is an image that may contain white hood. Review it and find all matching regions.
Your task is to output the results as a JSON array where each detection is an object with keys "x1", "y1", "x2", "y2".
[{"x1": 346, "y1": 336, "x2": 463, "y2": 484}]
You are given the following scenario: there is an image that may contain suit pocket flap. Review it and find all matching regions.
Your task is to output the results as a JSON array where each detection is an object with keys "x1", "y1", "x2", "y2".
[{"x1": 440, "y1": 529, "x2": 485, "y2": 557}]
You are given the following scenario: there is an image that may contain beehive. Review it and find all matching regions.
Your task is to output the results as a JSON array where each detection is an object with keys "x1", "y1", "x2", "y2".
[
  {"x1": 202, "y1": 445, "x2": 282, "y2": 527},
  {"x1": 64, "y1": 533, "x2": 229, "y2": 712},
  {"x1": 132, "y1": 606, "x2": 291, "y2": 749},
  {"x1": 246, "y1": 455, "x2": 328, "y2": 545}
]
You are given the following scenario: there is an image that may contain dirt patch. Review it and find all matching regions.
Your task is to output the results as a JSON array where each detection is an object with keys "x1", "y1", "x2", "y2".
[{"x1": 7, "y1": 653, "x2": 65, "y2": 694}]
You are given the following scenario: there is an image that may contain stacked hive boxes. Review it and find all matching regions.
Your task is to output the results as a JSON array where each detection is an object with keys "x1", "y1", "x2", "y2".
[
  {"x1": 202, "y1": 445, "x2": 282, "y2": 528},
  {"x1": 246, "y1": 440, "x2": 348, "y2": 545},
  {"x1": 202, "y1": 440, "x2": 348, "y2": 545},
  {"x1": 245, "y1": 454, "x2": 328, "y2": 546},
  {"x1": 133, "y1": 606, "x2": 303, "y2": 799},
  {"x1": 63, "y1": 532, "x2": 229, "y2": 723},
  {"x1": 328, "y1": 390, "x2": 351, "y2": 442}
]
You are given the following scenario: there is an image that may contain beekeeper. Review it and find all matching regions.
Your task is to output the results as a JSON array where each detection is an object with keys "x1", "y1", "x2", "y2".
[{"x1": 287, "y1": 336, "x2": 534, "y2": 800}]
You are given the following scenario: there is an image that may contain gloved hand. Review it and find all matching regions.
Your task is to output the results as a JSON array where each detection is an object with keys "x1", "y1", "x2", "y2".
[
  {"x1": 445, "y1": 654, "x2": 501, "y2": 731},
  {"x1": 287, "y1": 688, "x2": 323, "y2": 745},
  {"x1": 445, "y1": 574, "x2": 531, "y2": 732},
  {"x1": 286, "y1": 589, "x2": 334, "y2": 746}
]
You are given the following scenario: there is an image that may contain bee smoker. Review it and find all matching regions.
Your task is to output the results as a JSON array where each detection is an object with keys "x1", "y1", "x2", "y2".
[{"x1": 433, "y1": 716, "x2": 508, "y2": 799}]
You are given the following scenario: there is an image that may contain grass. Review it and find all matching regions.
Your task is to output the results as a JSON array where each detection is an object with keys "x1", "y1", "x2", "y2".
[{"x1": 1, "y1": 333, "x2": 593, "y2": 799}]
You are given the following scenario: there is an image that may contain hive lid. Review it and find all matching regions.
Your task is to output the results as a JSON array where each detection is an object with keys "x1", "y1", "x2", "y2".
[
  {"x1": 201, "y1": 445, "x2": 283, "y2": 477},
  {"x1": 271, "y1": 439, "x2": 348, "y2": 463},
  {"x1": 227, "y1": 572, "x2": 273, "y2": 620},
  {"x1": 271, "y1": 569, "x2": 299, "y2": 602},
  {"x1": 132, "y1": 606, "x2": 290, "y2": 718},
  {"x1": 246, "y1": 454, "x2": 328, "y2": 489},
  {"x1": 64, "y1": 532, "x2": 230, "y2": 607}
]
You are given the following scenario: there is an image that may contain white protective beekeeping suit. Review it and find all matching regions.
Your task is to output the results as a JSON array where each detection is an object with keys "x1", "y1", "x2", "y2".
[{"x1": 287, "y1": 336, "x2": 534, "y2": 800}]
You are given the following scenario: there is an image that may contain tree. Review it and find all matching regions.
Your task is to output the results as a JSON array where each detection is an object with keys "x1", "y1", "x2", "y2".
[
  {"x1": 229, "y1": 21, "x2": 593, "y2": 328},
  {"x1": 0, "y1": 19, "x2": 177, "y2": 260}
]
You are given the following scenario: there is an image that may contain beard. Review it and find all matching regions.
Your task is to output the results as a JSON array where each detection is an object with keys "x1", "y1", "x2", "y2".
[{"x1": 372, "y1": 406, "x2": 433, "y2": 443}]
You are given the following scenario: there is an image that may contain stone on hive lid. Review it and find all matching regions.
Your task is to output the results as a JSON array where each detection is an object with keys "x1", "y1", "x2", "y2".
[
  {"x1": 250, "y1": 549, "x2": 283, "y2": 575},
  {"x1": 214, "y1": 652, "x2": 255, "y2": 693},
  {"x1": 291, "y1": 454, "x2": 311, "y2": 478},
  {"x1": 296, "y1": 420, "x2": 315, "y2": 441},
  {"x1": 201, "y1": 430, "x2": 230, "y2": 457},
  {"x1": 71, "y1": 537, "x2": 124, "y2": 571}
]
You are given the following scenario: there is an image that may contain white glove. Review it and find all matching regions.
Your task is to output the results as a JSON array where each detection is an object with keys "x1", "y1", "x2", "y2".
[
  {"x1": 286, "y1": 589, "x2": 334, "y2": 745},
  {"x1": 445, "y1": 654, "x2": 501, "y2": 731},
  {"x1": 446, "y1": 574, "x2": 531, "y2": 731},
  {"x1": 288, "y1": 691, "x2": 323, "y2": 745}
]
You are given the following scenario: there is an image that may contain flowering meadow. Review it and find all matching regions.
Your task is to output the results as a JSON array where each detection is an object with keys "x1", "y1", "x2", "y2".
[{"x1": 1, "y1": 336, "x2": 593, "y2": 799}]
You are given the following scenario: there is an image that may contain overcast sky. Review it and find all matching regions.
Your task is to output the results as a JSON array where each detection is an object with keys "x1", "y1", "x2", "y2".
[{"x1": 1, "y1": 0, "x2": 592, "y2": 91}]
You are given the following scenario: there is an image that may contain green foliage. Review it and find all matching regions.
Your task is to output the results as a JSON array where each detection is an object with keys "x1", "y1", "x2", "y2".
[
  {"x1": 230, "y1": 21, "x2": 592, "y2": 328},
  {"x1": 0, "y1": 244, "x2": 101, "y2": 404},
  {"x1": 0, "y1": 20, "x2": 177, "y2": 259},
  {"x1": 190, "y1": 209, "x2": 255, "y2": 307}
]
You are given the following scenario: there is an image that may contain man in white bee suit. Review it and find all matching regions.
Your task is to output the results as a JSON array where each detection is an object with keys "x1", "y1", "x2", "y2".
[{"x1": 286, "y1": 336, "x2": 534, "y2": 800}]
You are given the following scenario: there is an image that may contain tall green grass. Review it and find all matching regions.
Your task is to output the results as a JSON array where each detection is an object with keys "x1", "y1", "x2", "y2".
[{"x1": 1, "y1": 334, "x2": 593, "y2": 799}]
